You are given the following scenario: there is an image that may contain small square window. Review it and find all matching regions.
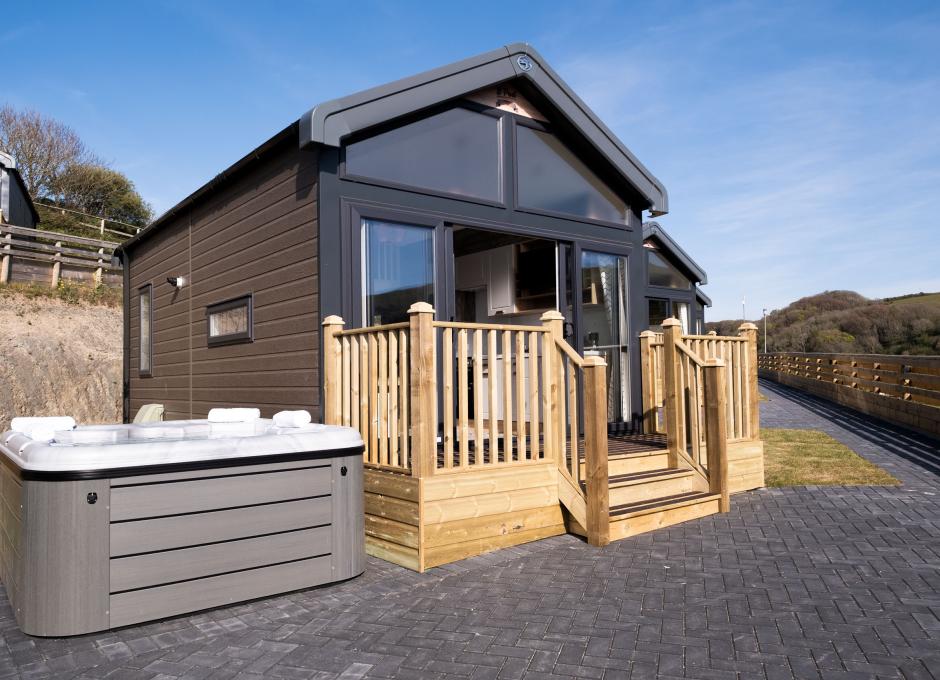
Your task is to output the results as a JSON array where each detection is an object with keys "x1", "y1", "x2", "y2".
[{"x1": 207, "y1": 295, "x2": 253, "y2": 346}]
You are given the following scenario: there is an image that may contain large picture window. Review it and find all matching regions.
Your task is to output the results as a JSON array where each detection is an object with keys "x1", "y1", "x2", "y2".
[
  {"x1": 516, "y1": 125, "x2": 628, "y2": 224},
  {"x1": 345, "y1": 108, "x2": 501, "y2": 201},
  {"x1": 363, "y1": 219, "x2": 434, "y2": 325},
  {"x1": 647, "y1": 250, "x2": 690, "y2": 289},
  {"x1": 139, "y1": 284, "x2": 152, "y2": 377},
  {"x1": 207, "y1": 295, "x2": 253, "y2": 346}
]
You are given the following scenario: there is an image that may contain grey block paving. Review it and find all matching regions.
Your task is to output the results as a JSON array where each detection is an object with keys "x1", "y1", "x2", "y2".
[{"x1": 1, "y1": 379, "x2": 938, "y2": 679}]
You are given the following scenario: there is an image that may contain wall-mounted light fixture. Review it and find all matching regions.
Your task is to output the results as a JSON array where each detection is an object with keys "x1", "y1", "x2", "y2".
[{"x1": 167, "y1": 276, "x2": 186, "y2": 289}]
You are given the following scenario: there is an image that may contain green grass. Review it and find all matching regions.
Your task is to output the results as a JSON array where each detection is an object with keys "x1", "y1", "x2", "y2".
[
  {"x1": 886, "y1": 292, "x2": 940, "y2": 306},
  {"x1": 0, "y1": 281, "x2": 122, "y2": 307},
  {"x1": 762, "y1": 428, "x2": 900, "y2": 487}
]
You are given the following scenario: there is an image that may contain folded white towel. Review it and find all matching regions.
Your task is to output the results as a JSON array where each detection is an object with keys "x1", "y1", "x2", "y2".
[
  {"x1": 207, "y1": 408, "x2": 261, "y2": 423},
  {"x1": 273, "y1": 410, "x2": 312, "y2": 428},
  {"x1": 11, "y1": 416, "x2": 76, "y2": 440}
]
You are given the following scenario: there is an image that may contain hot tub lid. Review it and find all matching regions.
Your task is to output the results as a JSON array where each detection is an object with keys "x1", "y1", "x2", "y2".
[{"x1": 0, "y1": 419, "x2": 364, "y2": 478}]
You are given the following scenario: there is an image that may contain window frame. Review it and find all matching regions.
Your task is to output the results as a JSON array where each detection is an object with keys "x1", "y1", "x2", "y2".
[
  {"x1": 646, "y1": 248, "x2": 692, "y2": 291},
  {"x1": 511, "y1": 116, "x2": 633, "y2": 230},
  {"x1": 339, "y1": 101, "x2": 507, "y2": 209},
  {"x1": 206, "y1": 294, "x2": 254, "y2": 347},
  {"x1": 138, "y1": 284, "x2": 153, "y2": 378}
]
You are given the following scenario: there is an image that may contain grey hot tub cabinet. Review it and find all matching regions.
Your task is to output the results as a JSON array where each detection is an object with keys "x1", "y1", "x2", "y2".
[{"x1": 0, "y1": 422, "x2": 364, "y2": 636}]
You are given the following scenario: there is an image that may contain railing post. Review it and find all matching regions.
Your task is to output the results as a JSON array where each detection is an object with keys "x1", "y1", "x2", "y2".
[
  {"x1": 661, "y1": 318, "x2": 683, "y2": 468},
  {"x1": 409, "y1": 302, "x2": 437, "y2": 478},
  {"x1": 639, "y1": 331, "x2": 657, "y2": 433},
  {"x1": 583, "y1": 355, "x2": 609, "y2": 547},
  {"x1": 541, "y1": 311, "x2": 565, "y2": 466},
  {"x1": 703, "y1": 358, "x2": 730, "y2": 513},
  {"x1": 738, "y1": 322, "x2": 760, "y2": 440},
  {"x1": 321, "y1": 315, "x2": 345, "y2": 425},
  {"x1": 94, "y1": 246, "x2": 105, "y2": 286}
]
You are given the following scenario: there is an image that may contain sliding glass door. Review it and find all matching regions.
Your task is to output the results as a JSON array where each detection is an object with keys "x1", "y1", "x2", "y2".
[{"x1": 580, "y1": 250, "x2": 630, "y2": 423}]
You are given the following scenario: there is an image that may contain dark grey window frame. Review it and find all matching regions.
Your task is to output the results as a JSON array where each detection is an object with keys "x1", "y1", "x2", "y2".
[
  {"x1": 511, "y1": 116, "x2": 633, "y2": 231},
  {"x1": 138, "y1": 284, "x2": 153, "y2": 378},
  {"x1": 206, "y1": 294, "x2": 254, "y2": 347},
  {"x1": 339, "y1": 102, "x2": 507, "y2": 209},
  {"x1": 646, "y1": 248, "x2": 692, "y2": 291}
]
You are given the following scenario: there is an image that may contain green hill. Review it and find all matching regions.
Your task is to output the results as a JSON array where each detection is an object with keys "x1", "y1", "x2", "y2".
[{"x1": 706, "y1": 290, "x2": 940, "y2": 355}]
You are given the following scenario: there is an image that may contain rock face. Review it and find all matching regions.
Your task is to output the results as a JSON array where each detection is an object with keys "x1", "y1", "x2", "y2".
[{"x1": 0, "y1": 293, "x2": 122, "y2": 432}]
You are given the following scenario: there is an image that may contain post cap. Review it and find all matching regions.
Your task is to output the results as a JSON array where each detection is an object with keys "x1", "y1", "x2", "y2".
[
  {"x1": 407, "y1": 301, "x2": 435, "y2": 314},
  {"x1": 540, "y1": 310, "x2": 565, "y2": 321},
  {"x1": 639, "y1": 330, "x2": 656, "y2": 338},
  {"x1": 707, "y1": 330, "x2": 718, "y2": 336},
  {"x1": 322, "y1": 315, "x2": 345, "y2": 326},
  {"x1": 661, "y1": 317, "x2": 681, "y2": 328},
  {"x1": 583, "y1": 355, "x2": 607, "y2": 367},
  {"x1": 738, "y1": 322, "x2": 758, "y2": 331},
  {"x1": 704, "y1": 357, "x2": 726, "y2": 367}
]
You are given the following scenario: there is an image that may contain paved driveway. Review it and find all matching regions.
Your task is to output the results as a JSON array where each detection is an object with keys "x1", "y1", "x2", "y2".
[{"x1": 1, "y1": 380, "x2": 938, "y2": 679}]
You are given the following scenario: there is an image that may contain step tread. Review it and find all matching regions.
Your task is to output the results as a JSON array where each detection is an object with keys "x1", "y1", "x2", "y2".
[
  {"x1": 607, "y1": 468, "x2": 695, "y2": 486},
  {"x1": 609, "y1": 491, "x2": 719, "y2": 519}
]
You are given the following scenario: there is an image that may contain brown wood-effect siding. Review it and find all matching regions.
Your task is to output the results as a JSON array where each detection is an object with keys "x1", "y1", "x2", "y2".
[{"x1": 128, "y1": 140, "x2": 319, "y2": 421}]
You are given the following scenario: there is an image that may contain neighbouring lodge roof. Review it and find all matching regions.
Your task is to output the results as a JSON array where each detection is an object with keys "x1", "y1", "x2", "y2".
[
  {"x1": 643, "y1": 221, "x2": 708, "y2": 285},
  {"x1": 120, "y1": 43, "x2": 669, "y2": 254}
]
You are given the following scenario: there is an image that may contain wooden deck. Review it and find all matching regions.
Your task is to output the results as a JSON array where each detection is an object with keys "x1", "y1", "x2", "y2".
[{"x1": 434, "y1": 432, "x2": 666, "y2": 467}]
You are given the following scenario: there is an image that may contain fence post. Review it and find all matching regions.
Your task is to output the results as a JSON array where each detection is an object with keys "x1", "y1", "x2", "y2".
[
  {"x1": 639, "y1": 331, "x2": 657, "y2": 433},
  {"x1": 51, "y1": 241, "x2": 63, "y2": 287},
  {"x1": 661, "y1": 318, "x2": 683, "y2": 468},
  {"x1": 0, "y1": 228, "x2": 10, "y2": 284},
  {"x1": 94, "y1": 247, "x2": 105, "y2": 286},
  {"x1": 321, "y1": 315, "x2": 345, "y2": 425},
  {"x1": 409, "y1": 302, "x2": 436, "y2": 478},
  {"x1": 738, "y1": 322, "x2": 760, "y2": 440},
  {"x1": 583, "y1": 355, "x2": 609, "y2": 547},
  {"x1": 541, "y1": 310, "x2": 565, "y2": 465},
  {"x1": 703, "y1": 358, "x2": 730, "y2": 512}
]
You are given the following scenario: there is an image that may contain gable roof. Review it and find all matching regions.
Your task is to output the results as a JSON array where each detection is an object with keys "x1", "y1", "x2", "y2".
[
  {"x1": 695, "y1": 287, "x2": 712, "y2": 307},
  {"x1": 300, "y1": 43, "x2": 668, "y2": 216},
  {"x1": 643, "y1": 221, "x2": 707, "y2": 285}
]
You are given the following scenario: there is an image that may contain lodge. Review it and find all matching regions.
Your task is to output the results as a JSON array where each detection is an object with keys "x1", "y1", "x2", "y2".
[{"x1": 117, "y1": 44, "x2": 763, "y2": 571}]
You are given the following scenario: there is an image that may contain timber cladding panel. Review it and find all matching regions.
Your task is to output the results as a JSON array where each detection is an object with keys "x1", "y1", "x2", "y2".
[
  {"x1": 127, "y1": 134, "x2": 319, "y2": 421},
  {"x1": 364, "y1": 465, "x2": 566, "y2": 573}
]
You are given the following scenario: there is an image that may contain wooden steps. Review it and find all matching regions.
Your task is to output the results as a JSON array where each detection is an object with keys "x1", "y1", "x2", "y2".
[{"x1": 606, "y1": 467, "x2": 705, "y2": 506}]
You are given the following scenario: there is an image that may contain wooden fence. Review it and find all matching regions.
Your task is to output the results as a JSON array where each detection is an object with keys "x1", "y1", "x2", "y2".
[
  {"x1": 759, "y1": 352, "x2": 940, "y2": 438},
  {"x1": 0, "y1": 223, "x2": 122, "y2": 288}
]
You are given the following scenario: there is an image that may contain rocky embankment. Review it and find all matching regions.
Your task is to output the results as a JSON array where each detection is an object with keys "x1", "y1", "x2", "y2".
[{"x1": 0, "y1": 292, "x2": 121, "y2": 432}]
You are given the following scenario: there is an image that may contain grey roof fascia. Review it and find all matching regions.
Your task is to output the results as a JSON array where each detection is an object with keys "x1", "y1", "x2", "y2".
[
  {"x1": 695, "y1": 286, "x2": 712, "y2": 307},
  {"x1": 643, "y1": 221, "x2": 707, "y2": 284},
  {"x1": 300, "y1": 43, "x2": 668, "y2": 216}
]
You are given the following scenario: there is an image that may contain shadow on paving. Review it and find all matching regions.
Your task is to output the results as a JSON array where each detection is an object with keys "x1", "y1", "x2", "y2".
[{"x1": 0, "y1": 383, "x2": 938, "y2": 679}]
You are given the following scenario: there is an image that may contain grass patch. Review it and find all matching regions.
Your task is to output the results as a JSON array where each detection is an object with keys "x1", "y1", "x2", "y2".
[
  {"x1": 0, "y1": 281, "x2": 122, "y2": 307},
  {"x1": 763, "y1": 428, "x2": 900, "y2": 487}
]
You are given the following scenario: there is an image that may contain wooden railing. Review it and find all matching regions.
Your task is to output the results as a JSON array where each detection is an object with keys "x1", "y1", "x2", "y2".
[
  {"x1": 0, "y1": 222, "x2": 121, "y2": 288},
  {"x1": 640, "y1": 323, "x2": 759, "y2": 441},
  {"x1": 322, "y1": 303, "x2": 610, "y2": 545},
  {"x1": 759, "y1": 352, "x2": 940, "y2": 438}
]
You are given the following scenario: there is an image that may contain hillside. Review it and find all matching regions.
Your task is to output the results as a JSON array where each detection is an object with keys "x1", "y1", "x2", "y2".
[
  {"x1": 0, "y1": 289, "x2": 122, "y2": 432},
  {"x1": 706, "y1": 290, "x2": 940, "y2": 355}
]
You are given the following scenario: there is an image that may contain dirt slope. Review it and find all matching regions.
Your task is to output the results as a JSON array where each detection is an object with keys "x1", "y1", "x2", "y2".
[{"x1": 0, "y1": 293, "x2": 122, "y2": 432}]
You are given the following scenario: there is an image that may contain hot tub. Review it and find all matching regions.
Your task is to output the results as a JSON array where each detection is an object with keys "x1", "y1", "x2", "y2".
[{"x1": 0, "y1": 419, "x2": 364, "y2": 636}]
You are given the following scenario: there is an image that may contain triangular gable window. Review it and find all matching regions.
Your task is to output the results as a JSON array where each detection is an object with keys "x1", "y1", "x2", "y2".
[{"x1": 516, "y1": 125, "x2": 629, "y2": 224}]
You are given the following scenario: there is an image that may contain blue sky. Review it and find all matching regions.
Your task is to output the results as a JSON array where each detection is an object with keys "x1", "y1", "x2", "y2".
[{"x1": 3, "y1": 1, "x2": 939, "y2": 319}]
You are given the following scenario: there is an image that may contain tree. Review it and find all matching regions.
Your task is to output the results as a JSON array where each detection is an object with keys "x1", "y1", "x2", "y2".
[
  {"x1": 0, "y1": 105, "x2": 96, "y2": 198},
  {"x1": 57, "y1": 164, "x2": 152, "y2": 227}
]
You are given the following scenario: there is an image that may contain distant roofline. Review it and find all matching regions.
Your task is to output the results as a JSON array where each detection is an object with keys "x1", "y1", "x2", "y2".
[
  {"x1": 300, "y1": 43, "x2": 668, "y2": 216},
  {"x1": 643, "y1": 221, "x2": 707, "y2": 285},
  {"x1": 0, "y1": 152, "x2": 40, "y2": 225}
]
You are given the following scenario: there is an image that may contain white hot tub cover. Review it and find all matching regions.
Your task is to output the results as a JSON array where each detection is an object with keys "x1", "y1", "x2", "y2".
[{"x1": 0, "y1": 419, "x2": 363, "y2": 474}]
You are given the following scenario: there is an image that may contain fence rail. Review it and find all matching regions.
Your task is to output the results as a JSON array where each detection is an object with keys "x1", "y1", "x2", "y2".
[
  {"x1": 759, "y1": 352, "x2": 940, "y2": 438},
  {"x1": 0, "y1": 222, "x2": 121, "y2": 288}
]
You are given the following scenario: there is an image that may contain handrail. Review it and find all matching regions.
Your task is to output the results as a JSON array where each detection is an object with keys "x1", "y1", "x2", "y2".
[
  {"x1": 0, "y1": 222, "x2": 119, "y2": 250},
  {"x1": 553, "y1": 336, "x2": 585, "y2": 367},
  {"x1": 675, "y1": 340, "x2": 706, "y2": 367}
]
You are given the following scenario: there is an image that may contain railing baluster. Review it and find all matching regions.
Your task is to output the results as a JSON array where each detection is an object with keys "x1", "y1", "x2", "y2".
[
  {"x1": 399, "y1": 329, "x2": 409, "y2": 469},
  {"x1": 389, "y1": 333, "x2": 399, "y2": 467},
  {"x1": 540, "y1": 331, "x2": 554, "y2": 464},
  {"x1": 458, "y1": 328, "x2": 469, "y2": 468},
  {"x1": 528, "y1": 331, "x2": 540, "y2": 461},
  {"x1": 442, "y1": 327, "x2": 453, "y2": 468},
  {"x1": 502, "y1": 330, "x2": 513, "y2": 462},
  {"x1": 378, "y1": 332, "x2": 388, "y2": 465},
  {"x1": 516, "y1": 331, "x2": 527, "y2": 462},
  {"x1": 359, "y1": 336, "x2": 369, "y2": 464},
  {"x1": 567, "y1": 359, "x2": 578, "y2": 480},
  {"x1": 488, "y1": 330, "x2": 499, "y2": 464},
  {"x1": 473, "y1": 329, "x2": 485, "y2": 466}
]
